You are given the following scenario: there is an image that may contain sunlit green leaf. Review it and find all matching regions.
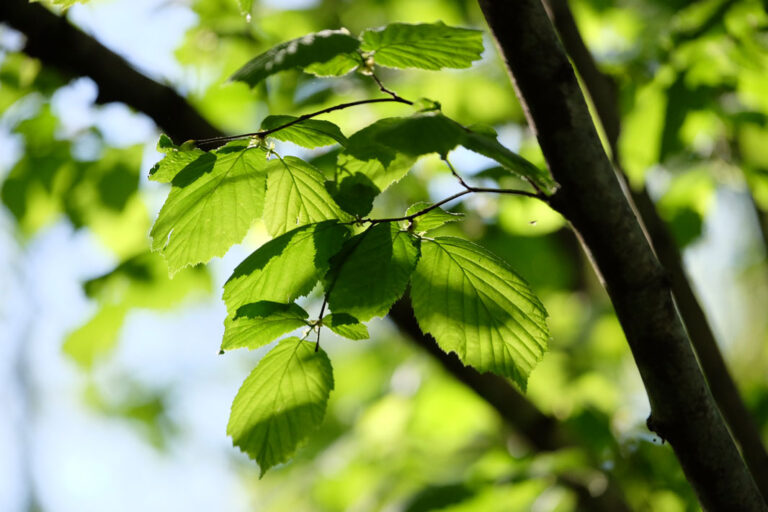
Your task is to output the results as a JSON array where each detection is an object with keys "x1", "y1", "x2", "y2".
[
  {"x1": 228, "y1": 338, "x2": 333, "y2": 476},
  {"x1": 323, "y1": 313, "x2": 369, "y2": 340},
  {"x1": 304, "y1": 53, "x2": 361, "y2": 77},
  {"x1": 261, "y1": 116, "x2": 348, "y2": 148},
  {"x1": 231, "y1": 30, "x2": 360, "y2": 87},
  {"x1": 150, "y1": 141, "x2": 270, "y2": 275},
  {"x1": 222, "y1": 302, "x2": 309, "y2": 351},
  {"x1": 360, "y1": 22, "x2": 483, "y2": 70},
  {"x1": 149, "y1": 135, "x2": 206, "y2": 183},
  {"x1": 264, "y1": 156, "x2": 352, "y2": 236},
  {"x1": 406, "y1": 202, "x2": 464, "y2": 234},
  {"x1": 326, "y1": 223, "x2": 420, "y2": 321},
  {"x1": 223, "y1": 221, "x2": 350, "y2": 314},
  {"x1": 411, "y1": 237, "x2": 549, "y2": 390}
]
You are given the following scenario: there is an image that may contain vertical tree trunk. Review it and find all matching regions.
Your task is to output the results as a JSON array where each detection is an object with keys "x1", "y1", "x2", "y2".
[{"x1": 476, "y1": 0, "x2": 766, "y2": 509}]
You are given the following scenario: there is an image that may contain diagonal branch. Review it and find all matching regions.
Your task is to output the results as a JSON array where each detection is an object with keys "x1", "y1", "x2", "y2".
[
  {"x1": 476, "y1": 0, "x2": 765, "y2": 509},
  {"x1": 542, "y1": 0, "x2": 768, "y2": 499}
]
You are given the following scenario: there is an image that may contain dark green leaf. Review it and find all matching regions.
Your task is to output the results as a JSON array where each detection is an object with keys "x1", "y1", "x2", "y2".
[
  {"x1": 222, "y1": 302, "x2": 309, "y2": 351},
  {"x1": 227, "y1": 338, "x2": 333, "y2": 476},
  {"x1": 326, "y1": 223, "x2": 420, "y2": 321},
  {"x1": 325, "y1": 172, "x2": 380, "y2": 217},
  {"x1": 411, "y1": 236, "x2": 549, "y2": 390},
  {"x1": 261, "y1": 116, "x2": 348, "y2": 148},
  {"x1": 230, "y1": 30, "x2": 361, "y2": 87},
  {"x1": 360, "y1": 22, "x2": 483, "y2": 70}
]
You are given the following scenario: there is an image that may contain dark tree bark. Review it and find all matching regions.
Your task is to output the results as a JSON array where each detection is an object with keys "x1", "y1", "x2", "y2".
[
  {"x1": 476, "y1": 0, "x2": 766, "y2": 509},
  {"x1": 542, "y1": 0, "x2": 768, "y2": 500}
]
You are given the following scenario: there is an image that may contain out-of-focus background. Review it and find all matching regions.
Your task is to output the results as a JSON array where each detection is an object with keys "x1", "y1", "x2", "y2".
[{"x1": 1, "y1": 0, "x2": 767, "y2": 510}]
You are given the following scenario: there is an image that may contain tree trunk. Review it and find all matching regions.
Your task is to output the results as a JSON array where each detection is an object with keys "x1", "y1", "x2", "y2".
[{"x1": 476, "y1": 0, "x2": 766, "y2": 509}]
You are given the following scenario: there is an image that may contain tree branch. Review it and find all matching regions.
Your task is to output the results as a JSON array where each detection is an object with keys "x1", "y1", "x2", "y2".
[
  {"x1": 476, "y1": 0, "x2": 766, "y2": 509},
  {"x1": 542, "y1": 0, "x2": 768, "y2": 499}
]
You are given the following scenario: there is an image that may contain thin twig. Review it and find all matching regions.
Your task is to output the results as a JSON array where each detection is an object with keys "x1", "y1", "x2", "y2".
[
  {"x1": 443, "y1": 157, "x2": 471, "y2": 190},
  {"x1": 315, "y1": 296, "x2": 328, "y2": 353},
  {"x1": 194, "y1": 97, "x2": 412, "y2": 148},
  {"x1": 369, "y1": 71, "x2": 413, "y2": 105}
]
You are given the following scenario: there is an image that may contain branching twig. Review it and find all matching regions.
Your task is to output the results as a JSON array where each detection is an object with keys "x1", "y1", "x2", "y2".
[{"x1": 369, "y1": 71, "x2": 413, "y2": 105}]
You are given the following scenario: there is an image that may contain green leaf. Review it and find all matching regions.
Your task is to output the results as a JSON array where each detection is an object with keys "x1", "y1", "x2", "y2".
[
  {"x1": 322, "y1": 313, "x2": 369, "y2": 340},
  {"x1": 360, "y1": 22, "x2": 483, "y2": 70},
  {"x1": 367, "y1": 112, "x2": 555, "y2": 192},
  {"x1": 223, "y1": 221, "x2": 350, "y2": 314},
  {"x1": 411, "y1": 237, "x2": 549, "y2": 390},
  {"x1": 149, "y1": 135, "x2": 206, "y2": 183},
  {"x1": 405, "y1": 202, "x2": 464, "y2": 234},
  {"x1": 222, "y1": 302, "x2": 309, "y2": 351},
  {"x1": 264, "y1": 156, "x2": 352, "y2": 236},
  {"x1": 338, "y1": 119, "x2": 417, "y2": 192},
  {"x1": 228, "y1": 337, "x2": 333, "y2": 476},
  {"x1": 63, "y1": 304, "x2": 127, "y2": 368},
  {"x1": 261, "y1": 116, "x2": 348, "y2": 148},
  {"x1": 230, "y1": 30, "x2": 361, "y2": 87},
  {"x1": 326, "y1": 223, "x2": 420, "y2": 321},
  {"x1": 150, "y1": 141, "x2": 270, "y2": 275},
  {"x1": 325, "y1": 172, "x2": 379, "y2": 217},
  {"x1": 303, "y1": 53, "x2": 361, "y2": 77}
]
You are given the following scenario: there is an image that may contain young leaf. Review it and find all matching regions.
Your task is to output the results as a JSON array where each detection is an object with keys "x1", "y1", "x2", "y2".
[
  {"x1": 260, "y1": 116, "x2": 348, "y2": 148},
  {"x1": 338, "y1": 118, "x2": 417, "y2": 192},
  {"x1": 223, "y1": 221, "x2": 349, "y2": 314},
  {"x1": 230, "y1": 30, "x2": 360, "y2": 87},
  {"x1": 264, "y1": 156, "x2": 352, "y2": 236},
  {"x1": 322, "y1": 313, "x2": 369, "y2": 340},
  {"x1": 405, "y1": 202, "x2": 464, "y2": 233},
  {"x1": 149, "y1": 134, "x2": 206, "y2": 183},
  {"x1": 222, "y1": 302, "x2": 309, "y2": 351},
  {"x1": 410, "y1": 236, "x2": 549, "y2": 390},
  {"x1": 150, "y1": 141, "x2": 269, "y2": 275},
  {"x1": 326, "y1": 223, "x2": 420, "y2": 321},
  {"x1": 303, "y1": 53, "x2": 361, "y2": 77},
  {"x1": 360, "y1": 22, "x2": 483, "y2": 70},
  {"x1": 227, "y1": 337, "x2": 333, "y2": 476}
]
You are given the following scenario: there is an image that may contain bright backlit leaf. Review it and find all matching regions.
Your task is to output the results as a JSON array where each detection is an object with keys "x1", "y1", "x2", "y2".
[
  {"x1": 360, "y1": 22, "x2": 483, "y2": 70},
  {"x1": 322, "y1": 313, "x2": 369, "y2": 340},
  {"x1": 223, "y1": 221, "x2": 349, "y2": 314},
  {"x1": 304, "y1": 53, "x2": 361, "y2": 77},
  {"x1": 326, "y1": 223, "x2": 420, "y2": 321},
  {"x1": 264, "y1": 156, "x2": 352, "y2": 236},
  {"x1": 230, "y1": 30, "x2": 360, "y2": 87},
  {"x1": 149, "y1": 135, "x2": 206, "y2": 183},
  {"x1": 405, "y1": 202, "x2": 464, "y2": 234},
  {"x1": 150, "y1": 141, "x2": 270, "y2": 275},
  {"x1": 228, "y1": 338, "x2": 333, "y2": 476},
  {"x1": 411, "y1": 236, "x2": 549, "y2": 390},
  {"x1": 261, "y1": 116, "x2": 348, "y2": 148},
  {"x1": 222, "y1": 302, "x2": 309, "y2": 351}
]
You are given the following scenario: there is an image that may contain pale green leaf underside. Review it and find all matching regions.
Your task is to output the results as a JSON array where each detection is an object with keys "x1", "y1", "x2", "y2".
[
  {"x1": 323, "y1": 313, "x2": 369, "y2": 340},
  {"x1": 223, "y1": 221, "x2": 349, "y2": 314},
  {"x1": 150, "y1": 142, "x2": 269, "y2": 275},
  {"x1": 360, "y1": 22, "x2": 483, "y2": 70},
  {"x1": 411, "y1": 236, "x2": 549, "y2": 390},
  {"x1": 261, "y1": 116, "x2": 348, "y2": 148},
  {"x1": 230, "y1": 30, "x2": 360, "y2": 87},
  {"x1": 326, "y1": 223, "x2": 420, "y2": 321},
  {"x1": 227, "y1": 338, "x2": 333, "y2": 476},
  {"x1": 405, "y1": 202, "x2": 464, "y2": 233},
  {"x1": 264, "y1": 156, "x2": 352, "y2": 236},
  {"x1": 222, "y1": 302, "x2": 309, "y2": 351}
]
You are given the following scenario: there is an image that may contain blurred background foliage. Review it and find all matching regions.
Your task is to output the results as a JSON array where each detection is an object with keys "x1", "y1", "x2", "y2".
[{"x1": 1, "y1": 0, "x2": 767, "y2": 510}]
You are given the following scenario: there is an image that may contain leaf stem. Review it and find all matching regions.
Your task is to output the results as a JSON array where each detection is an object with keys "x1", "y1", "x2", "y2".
[
  {"x1": 315, "y1": 296, "x2": 328, "y2": 353},
  {"x1": 370, "y1": 71, "x2": 413, "y2": 105},
  {"x1": 194, "y1": 97, "x2": 412, "y2": 149}
]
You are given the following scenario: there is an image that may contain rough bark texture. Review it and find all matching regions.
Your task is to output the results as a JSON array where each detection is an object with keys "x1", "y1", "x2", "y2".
[
  {"x1": 542, "y1": 0, "x2": 768, "y2": 500},
  {"x1": 476, "y1": 0, "x2": 766, "y2": 509},
  {"x1": 0, "y1": 0, "x2": 220, "y2": 144},
  {"x1": 0, "y1": 2, "x2": 634, "y2": 510}
]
